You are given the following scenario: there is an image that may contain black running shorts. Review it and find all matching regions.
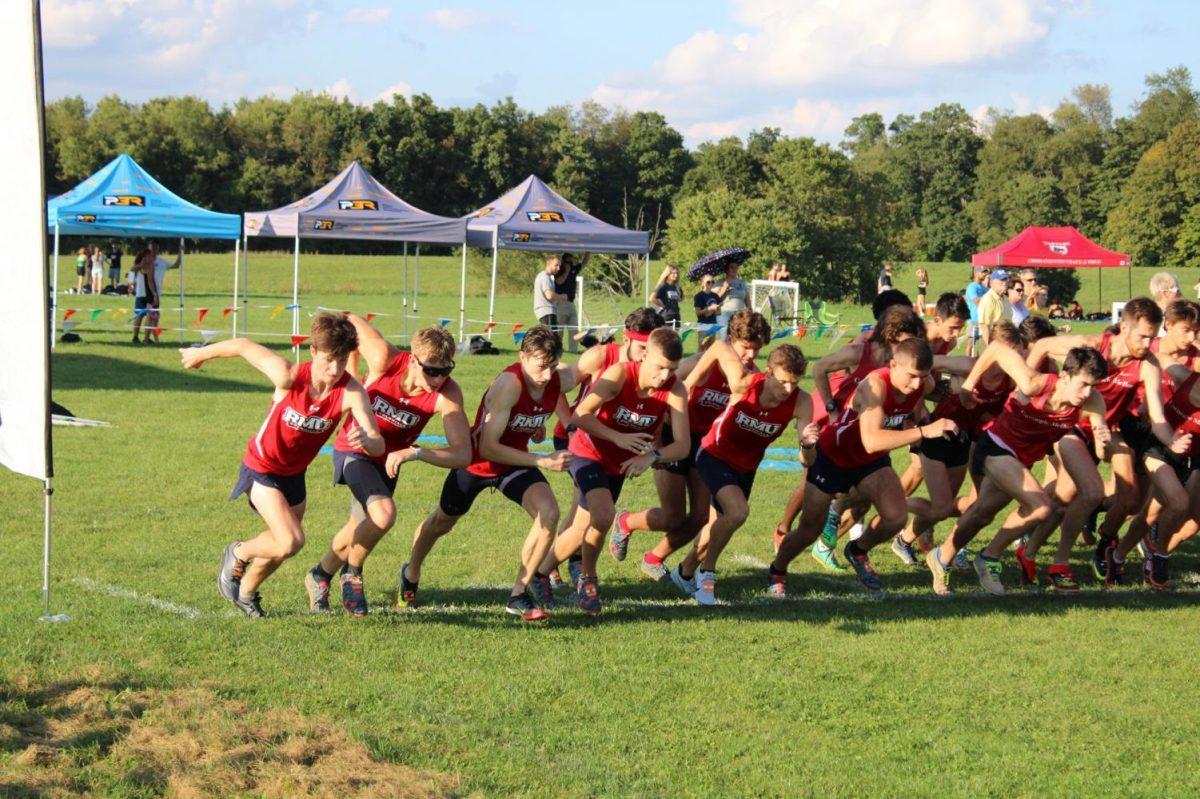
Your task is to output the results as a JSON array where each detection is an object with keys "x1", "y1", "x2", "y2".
[
  {"x1": 332, "y1": 449, "x2": 398, "y2": 508},
  {"x1": 231, "y1": 463, "x2": 306, "y2": 510},
  {"x1": 569, "y1": 456, "x2": 626, "y2": 510},
  {"x1": 695, "y1": 448, "x2": 756, "y2": 512},
  {"x1": 805, "y1": 445, "x2": 889, "y2": 496},
  {"x1": 661, "y1": 425, "x2": 703, "y2": 476},
  {"x1": 437, "y1": 466, "x2": 548, "y2": 517},
  {"x1": 915, "y1": 429, "x2": 972, "y2": 468}
]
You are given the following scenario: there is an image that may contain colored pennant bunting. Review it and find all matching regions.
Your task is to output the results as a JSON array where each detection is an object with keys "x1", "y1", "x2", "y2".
[
  {"x1": 90, "y1": 309, "x2": 103, "y2": 322},
  {"x1": 794, "y1": 326, "x2": 808, "y2": 340},
  {"x1": 366, "y1": 312, "x2": 377, "y2": 322},
  {"x1": 61, "y1": 321, "x2": 78, "y2": 335},
  {"x1": 221, "y1": 306, "x2": 235, "y2": 319},
  {"x1": 439, "y1": 318, "x2": 452, "y2": 328},
  {"x1": 512, "y1": 323, "x2": 524, "y2": 332},
  {"x1": 63, "y1": 308, "x2": 77, "y2": 320},
  {"x1": 269, "y1": 306, "x2": 285, "y2": 320},
  {"x1": 513, "y1": 331, "x2": 526, "y2": 344},
  {"x1": 290, "y1": 334, "x2": 310, "y2": 347},
  {"x1": 193, "y1": 308, "x2": 209, "y2": 327},
  {"x1": 483, "y1": 322, "x2": 496, "y2": 333},
  {"x1": 680, "y1": 329, "x2": 694, "y2": 341}
]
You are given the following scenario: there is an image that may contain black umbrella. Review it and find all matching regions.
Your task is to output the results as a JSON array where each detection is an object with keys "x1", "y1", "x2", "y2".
[{"x1": 687, "y1": 247, "x2": 751, "y2": 281}]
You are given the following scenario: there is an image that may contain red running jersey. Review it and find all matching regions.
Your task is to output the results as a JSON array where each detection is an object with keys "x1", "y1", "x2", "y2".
[
  {"x1": 819, "y1": 368, "x2": 923, "y2": 469},
  {"x1": 333, "y1": 351, "x2": 440, "y2": 465},
  {"x1": 570, "y1": 361, "x2": 676, "y2": 475},
  {"x1": 243, "y1": 362, "x2": 349, "y2": 476},
  {"x1": 701, "y1": 373, "x2": 798, "y2": 471},
  {"x1": 467, "y1": 363, "x2": 561, "y2": 478},
  {"x1": 552, "y1": 342, "x2": 620, "y2": 440},
  {"x1": 931, "y1": 376, "x2": 1014, "y2": 436},
  {"x1": 1164, "y1": 372, "x2": 1200, "y2": 457},
  {"x1": 826, "y1": 342, "x2": 878, "y2": 412},
  {"x1": 1136, "y1": 339, "x2": 1199, "y2": 410},
  {"x1": 1080, "y1": 332, "x2": 1144, "y2": 427},
  {"x1": 984, "y1": 375, "x2": 1083, "y2": 467},
  {"x1": 688, "y1": 363, "x2": 734, "y2": 435}
]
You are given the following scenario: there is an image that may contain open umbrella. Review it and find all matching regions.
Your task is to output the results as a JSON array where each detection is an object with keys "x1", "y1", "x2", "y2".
[{"x1": 687, "y1": 247, "x2": 751, "y2": 281}]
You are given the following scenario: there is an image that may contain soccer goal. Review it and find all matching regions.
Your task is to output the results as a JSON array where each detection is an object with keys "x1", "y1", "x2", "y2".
[
  {"x1": 751, "y1": 279, "x2": 801, "y2": 327},
  {"x1": 575, "y1": 278, "x2": 630, "y2": 339}
]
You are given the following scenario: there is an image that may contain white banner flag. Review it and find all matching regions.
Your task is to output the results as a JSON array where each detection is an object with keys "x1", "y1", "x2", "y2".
[{"x1": 0, "y1": 1, "x2": 51, "y2": 481}]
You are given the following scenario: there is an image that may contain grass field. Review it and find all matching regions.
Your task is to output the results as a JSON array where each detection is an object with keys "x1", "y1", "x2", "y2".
[{"x1": 4, "y1": 252, "x2": 1200, "y2": 797}]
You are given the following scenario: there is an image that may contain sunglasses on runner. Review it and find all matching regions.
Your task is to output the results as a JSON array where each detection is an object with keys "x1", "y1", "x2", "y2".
[{"x1": 417, "y1": 358, "x2": 455, "y2": 378}]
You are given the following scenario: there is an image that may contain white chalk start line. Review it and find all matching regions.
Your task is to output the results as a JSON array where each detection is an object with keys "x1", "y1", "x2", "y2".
[{"x1": 73, "y1": 576, "x2": 205, "y2": 619}]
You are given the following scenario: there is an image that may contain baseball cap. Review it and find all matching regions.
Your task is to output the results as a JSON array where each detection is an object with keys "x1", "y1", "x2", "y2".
[
  {"x1": 974, "y1": 264, "x2": 990, "y2": 273},
  {"x1": 990, "y1": 269, "x2": 1009, "y2": 281}
]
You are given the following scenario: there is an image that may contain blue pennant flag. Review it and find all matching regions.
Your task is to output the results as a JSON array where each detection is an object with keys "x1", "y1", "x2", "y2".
[{"x1": 439, "y1": 318, "x2": 452, "y2": 328}]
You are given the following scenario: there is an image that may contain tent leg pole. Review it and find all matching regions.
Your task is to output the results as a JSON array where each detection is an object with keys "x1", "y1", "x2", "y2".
[
  {"x1": 488, "y1": 240, "x2": 498, "y2": 341},
  {"x1": 242, "y1": 234, "x2": 249, "y2": 336},
  {"x1": 51, "y1": 224, "x2": 59, "y2": 350},
  {"x1": 1127, "y1": 264, "x2": 1132, "y2": 300},
  {"x1": 292, "y1": 233, "x2": 300, "y2": 362},
  {"x1": 644, "y1": 252, "x2": 650, "y2": 304},
  {"x1": 178, "y1": 237, "x2": 185, "y2": 345},
  {"x1": 231, "y1": 238, "x2": 240, "y2": 337},
  {"x1": 39, "y1": 478, "x2": 65, "y2": 622},
  {"x1": 414, "y1": 246, "x2": 420, "y2": 314},
  {"x1": 403, "y1": 242, "x2": 409, "y2": 344},
  {"x1": 458, "y1": 242, "x2": 467, "y2": 339}
]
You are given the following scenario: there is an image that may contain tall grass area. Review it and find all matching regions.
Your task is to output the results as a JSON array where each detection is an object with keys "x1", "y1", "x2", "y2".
[{"x1": 3, "y1": 252, "x2": 1200, "y2": 796}]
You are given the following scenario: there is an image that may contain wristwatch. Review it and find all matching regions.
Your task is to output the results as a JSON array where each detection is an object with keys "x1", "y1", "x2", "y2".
[{"x1": 825, "y1": 400, "x2": 837, "y2": 414}]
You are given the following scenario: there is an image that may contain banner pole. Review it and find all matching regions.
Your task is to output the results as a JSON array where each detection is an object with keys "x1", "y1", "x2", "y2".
[
  {"x1": 231, "y1": 237, "x2": 240, "y2": 337},
  {"x1": 178, "y1": 237, "x2": 185, "y2": 345},
  {"x1": 458, "y1": 241, "x2": 468, "y2": 338},
  {"x1": 487, "y1": 229, "x2": 498, "y2": 340},
  {"x1": 242, "y1": 233, "x2": 249, "y2": 336},
  {"x1": 403, "y1": 242, "x2": 409, "y2": 343},
  {"x1": 39, "y1": 478, "x2": 65, "y2": 622},
  {"x1": 292, "y1": 232, "x2": 300, "y2": 362}
]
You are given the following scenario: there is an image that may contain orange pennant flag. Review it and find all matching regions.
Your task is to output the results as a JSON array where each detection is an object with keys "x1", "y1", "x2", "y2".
[
  {"x1": 794, "y1": 326, "x2": 807, "y2": 340},
  {"x1": 151, "y1": 327, "x2": 165, "y2": 336},
  {"x1": 221, "y1": 306, "x2": 235, "y2": 318},
  {"x1": 63, "y1": 308, "x2": 77, "y2": 320},
  {"x1": 366, "y1": 313, "x2": 377, "y2": 322},
  {"x1": 290, "y1": 334, "x2": 310, "y2": 347},
  {"x1": 483, "y1": 322, "x2": 497, "y2": 333},
  {"x1": 512, "y1": 323, "x2": 524, "y2": 332},
  {"x1": 193, "y1": 308, "x2": 209, "y2": 328}
]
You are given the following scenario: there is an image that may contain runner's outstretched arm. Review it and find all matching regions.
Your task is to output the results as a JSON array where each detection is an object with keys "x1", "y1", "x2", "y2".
[{"x1": 179, "y1": 338, "x2": 293, "y2": 391}]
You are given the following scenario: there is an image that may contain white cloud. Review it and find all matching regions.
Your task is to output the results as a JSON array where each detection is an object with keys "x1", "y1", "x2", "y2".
[
  {"x1": 42, "y1": 0, "x2": 135, "y2": 48},
  {"x1": 323, "y1": 79, "x2": 357, "y2": 101},
  {"x1": 374, "y1": 81, "x2": 413, "y2": 103},
  {"x1": 424, "y1": 8, "x2": 498, "y2": 32},
  {"x1": 343, "y1": 6, "x2": 392, "y2": 24}
]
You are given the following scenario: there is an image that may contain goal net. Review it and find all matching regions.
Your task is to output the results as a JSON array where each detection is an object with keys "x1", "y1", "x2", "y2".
[{"x1": 750, "y1": 279, "x2": 801, "y2": 327}]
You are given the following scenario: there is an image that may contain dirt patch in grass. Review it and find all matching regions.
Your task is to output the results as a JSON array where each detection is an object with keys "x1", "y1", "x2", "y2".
[{"x1": 0, "y1": 667, "x2": 463, "y2": 798}]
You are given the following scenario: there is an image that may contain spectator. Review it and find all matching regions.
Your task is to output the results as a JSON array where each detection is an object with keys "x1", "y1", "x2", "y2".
[
  {"x1": 713, "y1": 261, "x2": 747, "y2": 329},
  {"x1": 767, "y1": 262, "x2": 792, "y2": 283},
  {"x1": 533, "y1": 253, "x2": 566, "y2": 341},
  {"x1": 877, "y1": 260, "x2": 894, "y2": 294},
  {"x1": 1067, "y1": 300, "x2": 1083, "y2": 320},
  {"x1": 74, "y1": 247, "x2": 88, "y2": 293},
  {"x1": 555, "y1": 252, "x2": 586, "y2": 353},
  {"x1": 693, "y1": 274, "x2": 721, "y2": 351},
  {"x1": 1150, "y1": 271, "x2": 1181, "y2": 313},
  {"x1": 1048, "y1": 301, "x2": 1066, "y2": 320},
  {"x1": 976, "y1": 268, "x2": 1013, "y2": 345},
  {"x1": 90, "y1": 245, "x2": 106, "y2": 295},
  {"x1": 1028, "y1": 284, "x2": 1049, "y2": 315},
  {"x1": 1007, "y1": 277, "x2": 1029, "y2": 324},
  {"x1": 651, "y1": 265, "x2": 682, "y2": 328},
  {"x1": 107, "y1": 244, "x2": 122, "y2": 290},
  {"x1": 143, "y1": 243, "x2": 181, "y2": 344},
  {"x1": 130, "y1": 245, "x2": 154, "y2": 343},
  {"x1": 915, "y1": 267, "x2": 929, "y2": 314},
  {"x1": 964, "y1": 265, "x2": 989, "y2": 354}
]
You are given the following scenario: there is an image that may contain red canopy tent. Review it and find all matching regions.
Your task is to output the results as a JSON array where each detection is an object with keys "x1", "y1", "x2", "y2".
[{"x1": 972, "y1": 225, "x2": 1131, "y2": 310}]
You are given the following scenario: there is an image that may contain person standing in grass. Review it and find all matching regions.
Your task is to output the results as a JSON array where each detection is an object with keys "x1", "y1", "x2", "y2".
[
  {"x1": 396, "y1": 326, "x2": 579, "y2": 621},
  {"x1": 534, "y1": 253, "x2": 568, "y2": 345},
  {"x1": 713, "y1": 262, "x2": 747, "y2": 330},
  {"x1": 965, "y1": 265, "x2": 989, "y2": 355},
  {"x1": 107, "y1": 244, "x2": 122, "y2": 290},
  {"x1": 89, "y1": 245, "x2": 105, "y2": 295},
  {"x1": 976, "y1": 269, "x2": 1013, "y2": 345},
  {"x1": 184, "y1": 313, "x2": 384, "y2": 618},
  {"x1": 555, "y1": 253, "x2": 586, "y2": 353},
  {"x1": 74, "y1": 246, "x2": 88, "y2": 293},
  {"x1": 915, "y1": 267, "x2": 929, "y2": 313},
  {"x1": 651, "y1": 265, "x2": 683, "y2": 329},
  {"x1": 304, "y1": 321, "x2": 471, "y2": 618}
]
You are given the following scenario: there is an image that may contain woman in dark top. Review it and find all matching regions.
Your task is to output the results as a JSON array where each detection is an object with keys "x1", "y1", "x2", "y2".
[{"x1": 652, "y1": 265, "x2": 683, "y2": 327}]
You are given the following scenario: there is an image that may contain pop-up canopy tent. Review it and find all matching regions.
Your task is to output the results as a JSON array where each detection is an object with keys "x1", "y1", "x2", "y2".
[
  {"x1": 464, "y1": 175, "x2": 650, "y2": 333},
  {"x1": 46, "y1": 153, "x2": 241, "y2": 346},
  {"x1": 972, "y1": 225, "x2": 1131, "y2": 307},
  {"x1": 243, "y1": 161, "x2": 467, "y2": 346}
]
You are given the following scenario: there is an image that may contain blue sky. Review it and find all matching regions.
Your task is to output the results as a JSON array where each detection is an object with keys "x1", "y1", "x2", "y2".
[{"x1": 42, "y1": 0, "x2": 1200, "y2": 145}]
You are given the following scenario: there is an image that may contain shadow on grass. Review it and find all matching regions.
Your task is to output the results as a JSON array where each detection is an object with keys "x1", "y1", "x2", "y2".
[{"x1": 53, "y1": 352, "x2": 265, "y2": 394}]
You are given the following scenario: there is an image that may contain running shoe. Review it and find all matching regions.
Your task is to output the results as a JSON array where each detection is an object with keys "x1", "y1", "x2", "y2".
[
  {"x1": 1014, "y1": 544, "x2": 1038, "y2": 588},
  {"x1": 973, "y1": 555, "x2": 1005, "y2": 596},
  {"x1": 391, "y1": 562, "x2": 419, "y2": 609},
  {"x1": 548, "y1": 566, "x2": 565, "y2": 591},
  {"x1": 952, "y1": 547, "x2": 974, "y2": 570},
  {"x1": 341, "y1": 572, "x2": 368, "y2": 617},
  {"x1": 304, "y1": 570, "x2": 331, "y2": 613},
  {"x1": 693, "y1": 570, "x2": 718, "y2": 606},
  {"x1": 1108, "y1": 558, "x2": 1128, "y2": 588},
  {"x1": 1046, "y1": 566, "x2": 1080, "y2": 593},
  {"x1": 916, "y1": 530, "x2": 935, "y2": 554},
  {"x1": 567, "y1": 556, "x2": 584, "y2": 589},
  {"x1": 1091, "y1": 536, "x2": 1114, "y2": 582},
  {"x1": 811, "y1": 539, "x2": 847, "y2": 572},
  {"x1": 218, "y1": 542, "x2": 247, "y2": 604},
  {"x1": 577, "y1": 576, "x2": 603, "y2": 616},
  {"x1": 819, "y1": 508, "x2": 839, "y2": 548},
  {"x1": 234, "y1": 591, "x2": 266, "y2": 618},
  {"x1": 528, "y1": 573, "x2": 558, "y2": 610},
  {"x1": 890, "y1": 537, "x2": 920, "y2": 568},
  {"x1": 926, "y1": 550, "x2": 952, "y2": 596},
  {"x1": 773, "y1": 524, "x2": 787, "y2": 555},
  {"x1": 640, "y1": 553, "x2": 668, "y2": 582},
  {"x1": 1145, "y1": 554, "x2": 1170, "y2": 590},
  {"x1": 610, "y1": 512, "x2": 633, "y2": 562},
  {"x1": 668, "y1": 565, "x2": 695, "y2": 597},
  {"x1": 843, "y1": 543, "x2": 883, "y2": 594},
  {"x1": 767, "y1": 568, "x2": 787, "y2": 599},
  {"x1": 506, "y1": 594, "x2": 548, "y2": 622}
]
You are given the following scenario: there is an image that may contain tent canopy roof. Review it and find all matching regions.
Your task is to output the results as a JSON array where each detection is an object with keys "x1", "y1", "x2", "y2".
[
  {"x1": 466, "y1": 175, "x2": 649, "y2": 254},
  {"x1": 47, "y1": 153, "x2": 240, "y2": 240},
  {"x1": 244, "y1": 162, "x2": 465, "y2": 244},
  {"x1": 972, "y1": 226, "x2": 1129, "y2": 268}
]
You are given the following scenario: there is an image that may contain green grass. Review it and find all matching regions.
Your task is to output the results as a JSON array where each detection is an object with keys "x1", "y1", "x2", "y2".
[{"x1": 4, "y1": 253, "x2": 1200, "y2": 796}]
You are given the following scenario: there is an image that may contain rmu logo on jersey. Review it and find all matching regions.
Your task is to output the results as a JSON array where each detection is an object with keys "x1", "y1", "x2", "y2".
[
  {"x1": 526, "y1": 211, "x2": 564, "y2": 223},
  {"x1": 1045, "y1": 241, "x2": 1070, "y2": 255},
  {"x1": 696, "y1": 388, "x2": 730, "y2": 410},
  {"x1": 613, "y1": 406, "x2": 656, "y2": 428},
  {"x1": 313, "y1": 219, "x2": 335, "y2": 230},
  {"x1": 511, "y1": 412, "x2": 550, "y2": 432},
  {"x1": 734, "y1": 410, "x2": 781, "y2": 437},
  {"x1": 103, "y1": 194, "x2": 144, "y2": 207},
  {"x1": 371, "y1": 396, "x2": 420, "y2": 428},
  {"x1": 338, "y1": 199, "x2": 378, "y2": 211},
  {"x1": 282, "y1": 406, "x2": 333, "y2": 434},
  {"x1": 883, "y1": 413, "x2": 909, "y2": 429}
]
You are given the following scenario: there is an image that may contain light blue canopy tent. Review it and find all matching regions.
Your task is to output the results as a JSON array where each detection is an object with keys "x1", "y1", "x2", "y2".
[
  {"x1": 243, "y1": 161, "x2": 467, "y2": 347},
  {"x1": 464, "y1": 175, "x2": 650, "y2": 332},
  {"x1": 46, "y1": 153, "x2": 241, "y2": 345}
]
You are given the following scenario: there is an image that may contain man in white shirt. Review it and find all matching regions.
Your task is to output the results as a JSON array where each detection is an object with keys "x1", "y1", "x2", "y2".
[
  {"x1": 533, "y1": 254, "x2": 567, "y2": 343},
  {"x1": 140, "y1": 243, "x2": 180, "y2": 344}
]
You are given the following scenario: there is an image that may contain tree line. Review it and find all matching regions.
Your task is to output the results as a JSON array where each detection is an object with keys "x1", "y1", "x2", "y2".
[{"x1": 44, "y1": 66, "x2": 1200, "y2": 301}]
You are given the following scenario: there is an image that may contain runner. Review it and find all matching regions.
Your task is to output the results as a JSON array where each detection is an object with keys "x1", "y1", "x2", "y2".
[
  {"x1": 615, "y1": 310, "x2": 771, "y2": 582},
  {"x1": 1021, "y1": 298, "x2": 1178, "y2": 589},
  {"x1": 773, "y1": 306, "x2": 927, "y2": 572},
  {"x1": 672, "y1": 342, "x2": 818, "y2": 604},
  {"x1": 396, "y1": 326, "x2": 577, "y2": 621},
  {"x1": 539, "y1": 328, "x2": 691, "y2": 616},
  {"x1": 305, "y1": 320, "x2": 471, "y2": 617},
  {"x1": 1147, "y1": 362, "x2": 1200, "y2": 587},
  {"x1": 548, "y1": 308, "x2": 663, "y2": 587},
  {"x1": 189, "y1": 313, "x2": 385, "y2": 618},
  {"x1": 769, "y1": 338, "x2": 952, "y2": 596},
  {"x1": 927, "y1": 341, "x2": 1110, "y2": 595}
]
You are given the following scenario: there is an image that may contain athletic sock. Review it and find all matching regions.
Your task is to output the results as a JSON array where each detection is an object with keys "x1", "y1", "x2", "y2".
[
  {"x1": 769, "y1": 564, "x2": 787, "y2": 576},
  {"x1": 847, "y1": 541, "x2": 866, "y2": 559},
  {"x1": 644, "y1": 551, "x2": 663, "y2": 566},
  {"x1": 311, "y1": 565, "x2": 333, "y2": 583},
  {"x1": 345, "y1": 564, "x2": 363, "y2": 578}
]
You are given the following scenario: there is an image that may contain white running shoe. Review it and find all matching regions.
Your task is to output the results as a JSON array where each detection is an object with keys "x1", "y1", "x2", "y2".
[
  {"x1": 973, "y1": 555, "x2": 1006, "y2": 595},
  {"x1": 669, "y1": 565, "x2": 695, "y2": 596},
  {"x1": 693, "y1": 570, "x2": 717, "y2": 606},
  {"x1": 891, "y1": 537, "x2": 920, "y2": 567}
]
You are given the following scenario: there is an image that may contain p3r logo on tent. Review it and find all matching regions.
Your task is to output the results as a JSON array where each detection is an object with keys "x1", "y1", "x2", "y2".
[
  {"x1": 511, "y1": 232, "x2": 531, "y2": 242},
  {"x1": 75, "y1": 214, "x2": 96, "y2": 223},
  {"x1": 338, "y1": 199, "x2": 378, "y2": 211},
  {"x1": 526, "y1": 211, "x2": 564, "y2": 222},
  {"x1": 313, "y1": 219, "x2": 335, "y2": 230},
  {"x1": 103, "y1": 195, "x2": 144, "y2": 206}
]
